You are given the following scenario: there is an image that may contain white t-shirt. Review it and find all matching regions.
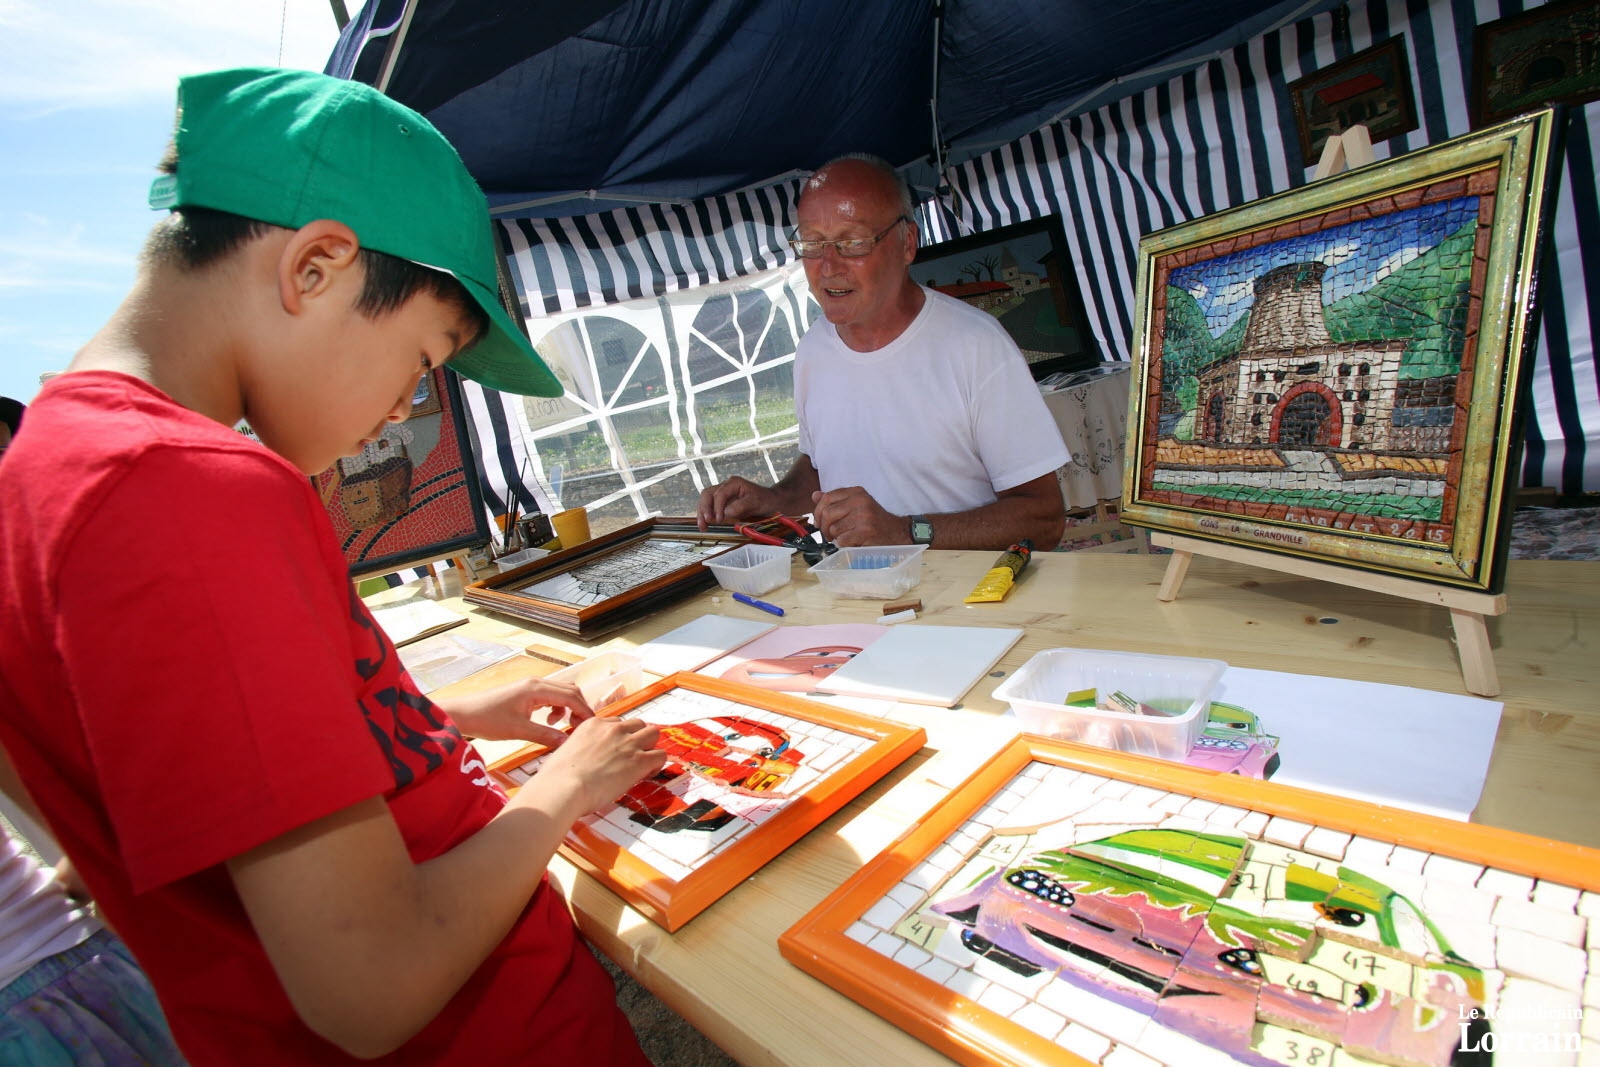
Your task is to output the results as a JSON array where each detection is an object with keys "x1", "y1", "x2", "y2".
[{"x1": 795, "y1": 286, "x2": 1070, "y2": 518}]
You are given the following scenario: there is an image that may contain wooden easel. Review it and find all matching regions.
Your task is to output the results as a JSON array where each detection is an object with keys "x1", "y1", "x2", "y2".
[{"x1": 1152, "y1": 124, "x2": 1508, "y2": 697}]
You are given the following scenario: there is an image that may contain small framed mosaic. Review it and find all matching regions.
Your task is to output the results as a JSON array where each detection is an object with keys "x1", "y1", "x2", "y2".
[
  {"x1": 313, "y1": 367, "x2": 492, "y2": 578},
  {"x1": 780, "y1": 734, "x2": 1600, "y2": 1067},
  {"x1": 462, "y1": 517, "x2": 747, "y2": 638},
  {"x1": 1119, "y1": 108, "x2": 1561, "y2": 593},
  {"x1": 1287, "y1": 36, "x2": 1419, "y2": 165},
  {"x1": 1472, "y1": 0, "x2": 1600, "y2": 128},
  {"x1": 489, "y1": 672, "x2": 925, "y2": 932}
]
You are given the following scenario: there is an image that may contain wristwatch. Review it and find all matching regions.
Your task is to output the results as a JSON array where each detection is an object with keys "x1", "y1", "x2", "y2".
[{"x1": 909, "y1": 516, "x2": 934, "y2": 546}]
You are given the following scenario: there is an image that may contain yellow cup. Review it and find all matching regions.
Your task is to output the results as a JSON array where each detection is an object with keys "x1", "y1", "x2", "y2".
[{"x1": 551, "y1": 507, "x2": 591, "y2": 549}]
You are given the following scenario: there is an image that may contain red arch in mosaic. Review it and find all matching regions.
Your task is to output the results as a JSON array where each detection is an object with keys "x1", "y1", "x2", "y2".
[{"x1": 1269, "y1": 381, "x2": 1343, "y2": 447}]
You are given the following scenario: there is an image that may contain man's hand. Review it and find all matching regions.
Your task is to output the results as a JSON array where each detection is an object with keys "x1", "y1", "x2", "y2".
[
  {"x1": 696, "y1": 477, "x2": 780, "y2": 530},
  {"x1": 442, "y1": 677, "x2": 594, "y2": 749},
  {"x1": 810, "y1": 486, "x2": 907, "y2": 547}
]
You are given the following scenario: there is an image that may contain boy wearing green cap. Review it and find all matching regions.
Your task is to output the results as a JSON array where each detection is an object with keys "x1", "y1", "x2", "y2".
[{"x1": 0, "y1": 68, "x2": 666, "y2": 1064}]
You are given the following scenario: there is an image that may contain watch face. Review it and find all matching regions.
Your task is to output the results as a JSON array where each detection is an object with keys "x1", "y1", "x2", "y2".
[{"x1": 911, "y1": 518, "x2": 933, "y2": 544}]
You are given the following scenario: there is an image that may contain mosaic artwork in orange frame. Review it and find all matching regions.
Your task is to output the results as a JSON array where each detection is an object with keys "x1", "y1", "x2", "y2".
[
  {"x1": 781, "y1": 734, "x2": 1599, "y2": 1067},
  {"x1": 489, "y1": 672, "x2": 925, "y2": 932}
]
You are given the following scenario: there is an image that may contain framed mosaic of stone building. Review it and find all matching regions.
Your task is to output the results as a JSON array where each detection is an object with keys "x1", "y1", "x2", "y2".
[{"x1": 1120, "y1": 109, "x2": 1561, "y2": 593}]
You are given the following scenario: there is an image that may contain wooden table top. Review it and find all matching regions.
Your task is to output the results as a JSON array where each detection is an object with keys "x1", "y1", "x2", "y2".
[{"x1": 404, "y1": 549, "x2": 1600, "y2": 1066}]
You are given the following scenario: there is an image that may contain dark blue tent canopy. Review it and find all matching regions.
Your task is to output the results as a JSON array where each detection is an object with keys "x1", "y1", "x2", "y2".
[{"x1": 329, "y1": 0, "x2": 1341, "y2": 218}]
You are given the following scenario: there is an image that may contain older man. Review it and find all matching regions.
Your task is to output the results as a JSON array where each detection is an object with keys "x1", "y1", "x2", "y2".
[{"x1": 696, "y1": 155, "x2": 1069, "y2": 550}]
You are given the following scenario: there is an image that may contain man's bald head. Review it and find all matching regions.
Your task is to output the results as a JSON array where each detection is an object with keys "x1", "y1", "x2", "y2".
[{"x1": 799, "y1": 154, "x2": 916, "y2": 220}]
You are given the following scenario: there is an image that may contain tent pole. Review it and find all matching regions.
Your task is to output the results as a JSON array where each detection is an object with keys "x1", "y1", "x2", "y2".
[
  {"x1": 926, "y1": 0, "x2": 961, "y2": 239},
  {"x1": 327, "y1": 0, "x2": 350, "y2": 30},
  {"x1": 374, "y1": 0, "x2": 420, "y2": 94}
]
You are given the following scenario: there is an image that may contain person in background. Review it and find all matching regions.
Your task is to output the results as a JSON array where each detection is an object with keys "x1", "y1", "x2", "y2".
[
  {"x1": 696, "y1": 154, "x2": 1070, "y2": 551},
  {"x1": 0, "y1": 821, "x2": 187, "y2": 1066},
  {"x1": 0, "y1": 68, "x2": 666, "y2": 1065},
  {"x1": 0, "y1": 398, "x2": 21, "y2": 460},
  {"x1": 0, "y1": 398, "x2": 185, "y2": 1065}
]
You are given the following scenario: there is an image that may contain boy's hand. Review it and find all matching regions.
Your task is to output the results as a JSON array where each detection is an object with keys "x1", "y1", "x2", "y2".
[
  {"x1": 442, "y1": 677, "x2": 594, "y2": 748},
  {"x1": 534, "y1": 716, "x2": 666, "y2": 815}
]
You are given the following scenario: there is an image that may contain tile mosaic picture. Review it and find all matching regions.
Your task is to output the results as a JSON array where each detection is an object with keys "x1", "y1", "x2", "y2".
[
  {"x1": 781, "y1": 737, "x2": 1600, "y2": 1067},
  {"x1": 1156, "y1": 190, "x2": 1479, "y2": 542},
  {"x1": 490, "y1": 674, "x2": 924, "y2": 930},
  {"x1": 1287, "y1": 36, "x2": 1418, "y2": 164},
  {"x1": 1472, "y1": 0, "x2": 1600, "y2": 127},
  {"x1": 513, "y1": 538, "x2": 728, "y2": 608},
  {"x1": 464, "y1": 519, "x2": 745, "y2": 637},
  {"x1": 313, "y1": 367, "x2": 491, "y2": 576},
  {"x1": 1122, "y1": 111, "x2": 1559, "y2": 592}
]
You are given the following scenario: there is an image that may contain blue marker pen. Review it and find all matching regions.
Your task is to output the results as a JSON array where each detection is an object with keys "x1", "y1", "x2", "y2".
[{"x1": 731, "y1": 592, "x2": 785, "y2": 616}]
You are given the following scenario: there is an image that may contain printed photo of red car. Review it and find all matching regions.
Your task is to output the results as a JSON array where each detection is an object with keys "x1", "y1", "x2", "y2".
[{"x1": 720, "y1": 645, "x2": 862, "y2": 694}]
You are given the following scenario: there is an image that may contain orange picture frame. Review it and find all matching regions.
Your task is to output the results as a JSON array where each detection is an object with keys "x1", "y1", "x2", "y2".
[
  {"x1": 780, "y1": 734, "x2": 1600, "y2": 1067},
  {"x1": 489, "y1": 672, "x2": 925, "y2": 932}
]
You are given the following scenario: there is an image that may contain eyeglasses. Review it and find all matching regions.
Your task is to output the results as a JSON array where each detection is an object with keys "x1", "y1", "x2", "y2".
[{"x1": 788, "y1": 216, "x2": 909, "y2": 259}]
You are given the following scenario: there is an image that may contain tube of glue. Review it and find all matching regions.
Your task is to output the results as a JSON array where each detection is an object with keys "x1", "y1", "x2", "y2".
[{"x1": 963, "y1": 539, "x2": 1033, "y2": 603}]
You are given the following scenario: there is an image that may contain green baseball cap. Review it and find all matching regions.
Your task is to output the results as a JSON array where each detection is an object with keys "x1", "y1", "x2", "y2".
[{"x1": 148, "y1": 67, "x2": 561, "y2": 398}]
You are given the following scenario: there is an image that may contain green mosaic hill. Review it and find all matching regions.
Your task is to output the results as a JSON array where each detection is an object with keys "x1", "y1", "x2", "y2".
[{"x1": 1162, "y1": 219, "x2": 1478, "y2": 383}]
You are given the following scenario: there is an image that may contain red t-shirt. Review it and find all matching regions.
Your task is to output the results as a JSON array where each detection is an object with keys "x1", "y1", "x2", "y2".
[{"x1": 0, "y1": 372, "x2": 645, "y2": 1065}]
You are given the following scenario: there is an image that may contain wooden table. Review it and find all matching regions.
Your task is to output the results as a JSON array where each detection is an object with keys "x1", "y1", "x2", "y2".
[{"x1": 400, "y1": 550, "x2": 1600, "y2": 1066}]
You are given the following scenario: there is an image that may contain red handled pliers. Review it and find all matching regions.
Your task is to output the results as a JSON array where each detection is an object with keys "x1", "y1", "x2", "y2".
[{"x1": 735, "y1": 514, "x2": 837, "y2": 566}]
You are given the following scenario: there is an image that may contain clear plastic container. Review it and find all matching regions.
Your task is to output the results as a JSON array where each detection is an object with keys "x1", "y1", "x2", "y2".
[
  {"x1": 702, "y1": 544, "x2": 797, "y2": 595},
  {"x1": 493, "y1": 546, "x2": 550, "y2": 573},
  {"x1": 807, "y1": 544, "x2": 927, "y2": 599},
  {"x1": 546, "y1": 650, "x2": 644, "y2": 715},
  {"x1": 993, "y1": 647, "x2": 1225, "y2": 761}
]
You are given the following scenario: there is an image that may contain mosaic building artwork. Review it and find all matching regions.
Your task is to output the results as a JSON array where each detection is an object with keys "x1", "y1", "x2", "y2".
[
  {"x1": 781, "y1": 738, "x2": 1599, "y2": 1067},
  {"x1": 1122, "y1": 111, "x2": 1558, "y2": 591},
  {"x1": 314, "y1": 367, "x2": 490, "y2": 576},
  {"x1": 490, "y1": 675, "x2": 924, "y2": 930},
  {"x1": 1153, "y1": 187, "x2": 1482, "y2": 544}
]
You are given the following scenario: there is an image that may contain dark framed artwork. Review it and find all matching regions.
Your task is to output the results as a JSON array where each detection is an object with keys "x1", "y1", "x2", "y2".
[
  {"x1": 463, "y1": 517, "x2": 747, "y2": 638},
  {"x1": 781, "y1": 734, "x2": 1599, "y2": 1067},
  {"x1": 313, "y1": 367, "x2": 492, "y2": 579},
  {"x1": 1473, "y1": 0, "x2": 1600, "y2": 127},
  {"x1": 1120, "y1": 109, "x2": 1561, "y2": 594},
  {"x1": 488, "y1": 672, "x2": 926, "y2": 931},
  {"x1": 913, "y1": 216, "x2": 1101, "y2": 381},
  {"x1": 409, "y1": 369, "x2": 443, "y2": 417},
  {"x1": 1287, "y1": 36, "x2": 1419, "y2": 165}
]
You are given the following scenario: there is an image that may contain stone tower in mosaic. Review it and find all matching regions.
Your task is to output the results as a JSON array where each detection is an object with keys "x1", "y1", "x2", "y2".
[{"x1": 1242, "y1": 262, "x2": 1331, "y2": 352}]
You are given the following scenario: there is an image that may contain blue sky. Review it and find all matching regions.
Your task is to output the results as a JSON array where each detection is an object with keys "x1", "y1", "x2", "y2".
[
  {"x1": 1170, "y1": 197, "x2": 1481, "y2": 337},
  {"x1": 1, "y1": 0, "x2": 344, "y2": 405}
]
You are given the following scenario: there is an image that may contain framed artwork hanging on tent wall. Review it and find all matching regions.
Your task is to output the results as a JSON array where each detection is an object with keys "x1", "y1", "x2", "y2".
[
  {"x1": 912, "y1": 216, "x2": 1102, "y2": 381},
  {"x1": 779, "y1": 733, "x2": 1600, "y2": 1067},
  {"x1": 1119, "y1": 109, "x2": 1561, "y2": 594},
  {"x1": 313, "y1": 367, "x2": 493, "y2": 579},
  {"x1": 487, "y1": 672, "x2": 926, "y2": 931},
  {"x1": 1472, "y1": 0, "x2": 1600, "y2": 127},
  {"x1": 1286, "y1": 36, "x2": 1419, "y2": 165}
]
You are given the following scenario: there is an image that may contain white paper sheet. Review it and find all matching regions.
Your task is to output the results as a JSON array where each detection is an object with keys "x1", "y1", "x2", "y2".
[
  {"x1": 635, "y1": 614, "x2": 777, "y2": 676},
  {"x1": 1209, "y1": 666, "x2": 1503, "y2": 821}
]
